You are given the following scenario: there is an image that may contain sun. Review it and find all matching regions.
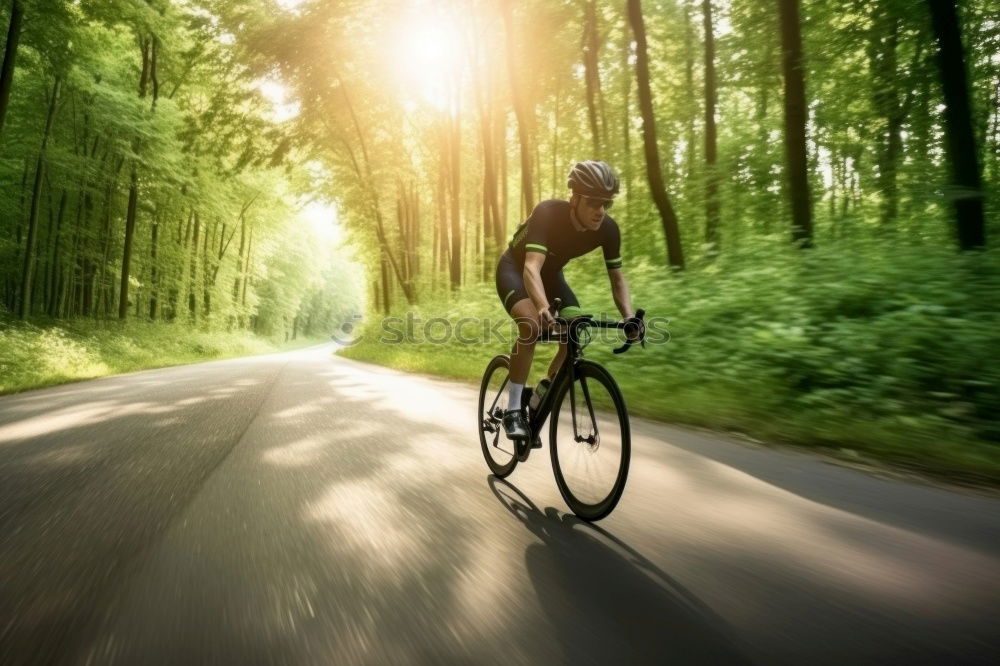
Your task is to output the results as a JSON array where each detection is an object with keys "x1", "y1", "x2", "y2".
[{"x1": 391, "y1": 12, "x2": 464, "y2": 112}]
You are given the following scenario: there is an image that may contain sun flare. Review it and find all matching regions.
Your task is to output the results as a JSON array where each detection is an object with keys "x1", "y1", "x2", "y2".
[{"x1": 392, "y1": 13, "x2": 464, "y2": 111}]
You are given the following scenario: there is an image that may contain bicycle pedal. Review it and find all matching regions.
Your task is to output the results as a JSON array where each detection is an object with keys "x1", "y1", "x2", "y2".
[{"x1": 515, "y1": 439, "x2": 531, "y2": 462}]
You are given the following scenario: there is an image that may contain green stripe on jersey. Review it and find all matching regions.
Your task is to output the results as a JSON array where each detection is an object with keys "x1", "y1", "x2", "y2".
[{"x1": 526, "y1": 243, "x2": 548, "y2": 254}]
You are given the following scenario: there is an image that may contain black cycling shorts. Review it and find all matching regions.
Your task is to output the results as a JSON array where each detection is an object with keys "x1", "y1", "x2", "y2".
[{"x1": 495, "y1": 250, "x2": 580, "y2": 315}]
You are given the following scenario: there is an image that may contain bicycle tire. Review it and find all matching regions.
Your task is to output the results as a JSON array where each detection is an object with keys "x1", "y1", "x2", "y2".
[
  {"x1": 549, "y1": 360, "x2": 630, "y2": 521},
  {"x1": 478, "y1": 354, "x2": 518, "y2": 477}
]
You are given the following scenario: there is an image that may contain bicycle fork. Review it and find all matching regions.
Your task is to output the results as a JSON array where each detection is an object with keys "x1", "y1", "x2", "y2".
[{"x1": 568, "y1": 364, "x2": 600, "y2": 448}]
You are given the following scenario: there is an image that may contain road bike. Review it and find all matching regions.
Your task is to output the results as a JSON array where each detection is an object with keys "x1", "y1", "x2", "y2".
[{"x1": 478, "y1": 300, "x2": 645, "y2": 521}]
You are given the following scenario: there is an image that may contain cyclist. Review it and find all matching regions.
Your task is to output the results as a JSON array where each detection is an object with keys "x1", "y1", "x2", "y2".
[{"x1": 494, "y1": 160, "x2": 643, "y2": 441}]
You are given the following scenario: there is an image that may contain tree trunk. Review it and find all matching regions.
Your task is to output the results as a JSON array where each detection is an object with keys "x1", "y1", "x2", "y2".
[
  {"x1": 0, "y1": 0, "x2": 24, "y2": 135},
  {"x1": 683, "y1": 0, "x2": 697, "y2": 177},
  {"x1": 582, "y1": 0, "x2": 603, "y2": 156},
  {"x1": 380, "y1": 255, "x2": 390, "y2": 314},
  {"x1": 551, "y1": 86, "x2": 560, "y2": 199},
  {"x1": 188, "y1": 212, "x2": 200, "y2": 320},
  {"x1": 778, "y1": 0, "x2": 814, "y2": 246},
  {"x1": 869, "y1": 8, "x2": 922, "y2": 228},
  {"x1": 499, "y1": 108, "x2": 508, "y2": 237},
  {"x1": 411, "y1": 183, "x2": 421, "y2": 275},
  {"x1": 436, "y1": 127, "x2": 450, "y2": 278},
  {"x1": 500, "y1": 0, "x2": 535, "y2": 214},
  {"x1": 233, "y1": 215, "x2": 246, "y2": 303},
  {"x1": 241, "y1": 226, "x2": 252, "y2": 310},
  {"x1": 396, "y1": 189, "x2": 411, "y2": 286},
  {"x1": 702, "y1": 0, "x2": 720, "y2": 251},
  {"x1": 203, "y1": 218, "x2": 213, "y2": 316},
  {"x1": 119, "y1": 167, "x2": 139, "y2": 319},
  {"x1": 477, "y1": 82, "x2": 501, "y2": 273},
  {"x1": 621, "y1": 27, "x2": 633, "y2": 237},
  {"x1": 18, "y1": 76, "x2": 60, "y2": 318},
  {"x1": 627, "y1": 0, "x2": 685, "y2": 270},
  {"x1": 119, "y1": 38, "x2": 152, "y2": 319},
  {"x1": 927, "y1": 0, "x2": 985, "y2": 249},
  {"x1": 47, "y1": 189, "x2": 67, "y2": 316},
  {"x1": 41, "y1": 179, "x2": 56, "y2": 314},
  {"x1": 149, "y1": 218, "x2": 159, "y2": 319},
  {"x1": 449, "y1": 108, "x2": 462, "y2": 290}
]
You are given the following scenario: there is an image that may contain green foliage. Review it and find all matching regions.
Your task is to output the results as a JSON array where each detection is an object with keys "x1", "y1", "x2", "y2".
[
  {"x1": 0, "y1": 0, "x2": 361, "y2": 336},
  {"x1": 0, "y1": 318, "x2": 300, "y2": 394}
]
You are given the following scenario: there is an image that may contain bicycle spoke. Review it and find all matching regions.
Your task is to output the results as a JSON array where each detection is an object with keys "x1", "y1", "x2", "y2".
[{"x1": 486, "y1": 375, "x2": 509, "y2": 421}]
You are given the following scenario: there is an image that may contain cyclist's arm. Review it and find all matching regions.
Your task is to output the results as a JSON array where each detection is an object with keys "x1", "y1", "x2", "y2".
[
  {"x1": 523, "y1": 252, "x2": 549, "y2": 314},
  {"x1": 607, "y1": 267, "x2": 634, "y2": 320}
]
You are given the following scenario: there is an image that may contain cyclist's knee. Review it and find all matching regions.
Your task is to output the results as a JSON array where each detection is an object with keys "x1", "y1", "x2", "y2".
[{"x1": 513, "y1": 312, "x2": 541, "y2": 343}]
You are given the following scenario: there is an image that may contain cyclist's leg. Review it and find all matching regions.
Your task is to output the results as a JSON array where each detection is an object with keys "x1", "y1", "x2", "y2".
[
  {"x1": 545, "y1": 271, "x2": 581, "y2": 380},
  {"x1": 509, "y1": 297, "x2": 540, "y2": 385},
  {"x1": 495, "y1": 252, "x2": 540, "y2": 386}
]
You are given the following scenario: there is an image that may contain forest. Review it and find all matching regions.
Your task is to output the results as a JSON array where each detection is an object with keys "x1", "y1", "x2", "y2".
[{"x1": 0, "y1": 0, "x2": 997, "y2": 475}]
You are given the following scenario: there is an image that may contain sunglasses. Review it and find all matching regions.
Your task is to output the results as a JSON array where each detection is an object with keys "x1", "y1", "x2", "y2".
[{"x1": 580, "y1": 195, "x2": 614, "y2": 210}]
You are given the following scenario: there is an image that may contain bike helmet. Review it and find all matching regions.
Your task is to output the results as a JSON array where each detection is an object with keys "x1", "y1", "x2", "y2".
[{"x1": 567, "y1": 160, "x2": 620, "y2": 198}]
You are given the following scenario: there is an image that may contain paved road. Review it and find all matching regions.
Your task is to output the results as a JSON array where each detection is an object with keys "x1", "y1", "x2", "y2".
[{"x1": 1, "y1": 344, "x2": 998, "y2": 665}]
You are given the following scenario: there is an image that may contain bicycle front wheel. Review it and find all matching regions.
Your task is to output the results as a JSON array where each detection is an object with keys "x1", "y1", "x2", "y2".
[
  {"x1": 549, "y1": 360, "x2": 630, "y2": 521},
  {"x1": 478, "y1": 354, "x2": 518, "y2": 477}
]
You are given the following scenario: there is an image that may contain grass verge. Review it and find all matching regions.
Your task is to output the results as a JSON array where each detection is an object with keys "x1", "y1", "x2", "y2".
[{"x1": 0, "y1": 318, "x2": 320, "y2": 395}]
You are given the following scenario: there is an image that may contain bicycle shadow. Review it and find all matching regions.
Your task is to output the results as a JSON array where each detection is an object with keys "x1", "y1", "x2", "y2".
[{"x1": 487, "y1": 476, "x2": 753, "y2": 665}]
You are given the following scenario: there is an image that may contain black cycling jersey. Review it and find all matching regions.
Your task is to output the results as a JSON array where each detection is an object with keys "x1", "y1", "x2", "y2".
[{"x1": 507, "y1": 199, "x2": 622, "y2": 273}]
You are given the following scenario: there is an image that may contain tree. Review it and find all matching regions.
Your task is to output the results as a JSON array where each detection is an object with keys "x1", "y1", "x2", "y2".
[
  {"x1": 927, "y1": 0, "x2": 986, "y2": 250},
  {"x1": 581, "y1": 0, "x2": 607, "y2": 156},
  {"x1": 702, "y1": 0, "x2": 720, "y2": 251},
  {"x1": 627, "y1": 0, "x2": 685, "y2": 270},
  {"x1": 17, "y1": 76, "x2": 60, "y2": 318},
  {"x1": 778, "y1": 0, "x2": 813, "y2": 246},
  {"x1": 0, "y1": 0, "x2": 24, "y2": 135},
  {"x1": 500, "y1": 0, "x2": 535, "y2": 216}
]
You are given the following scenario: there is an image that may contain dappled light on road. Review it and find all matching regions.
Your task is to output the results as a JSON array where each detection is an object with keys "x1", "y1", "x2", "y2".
[{"x1": 0, "y1": 345, "x2": 997, "y2": 664}]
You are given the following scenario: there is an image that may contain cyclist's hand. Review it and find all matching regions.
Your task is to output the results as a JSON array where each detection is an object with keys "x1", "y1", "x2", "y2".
[
  {"x1": 538, "y1": 307, "x2": 556, "y2": 331},
  {"x1": 624, "y1": 315, "x2": 645, "y2": 342}
]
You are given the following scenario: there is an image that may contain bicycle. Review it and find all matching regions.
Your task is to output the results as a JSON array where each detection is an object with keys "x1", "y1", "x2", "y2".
[{"x1": 478, "y1": 299, "x2": 645, "y2": 521}]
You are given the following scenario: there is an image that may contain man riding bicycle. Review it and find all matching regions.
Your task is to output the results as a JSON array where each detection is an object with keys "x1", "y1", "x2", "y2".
[{"x1": 494, "y1": 160, "x2": 643, "y2": 441}]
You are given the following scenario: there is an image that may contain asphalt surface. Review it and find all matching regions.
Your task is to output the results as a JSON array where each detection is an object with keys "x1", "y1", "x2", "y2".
[{"x1": 1, "y1": 344, "x2": 999, "y2": 665}]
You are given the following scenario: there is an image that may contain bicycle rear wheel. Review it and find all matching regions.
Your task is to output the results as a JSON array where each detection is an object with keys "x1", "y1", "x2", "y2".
[
  {"x1": 549, "y1": 360, "x2": 630, "y2": 521},
  {"x1": 478, "y1": 354, "x2": 518, "y2": 477}
]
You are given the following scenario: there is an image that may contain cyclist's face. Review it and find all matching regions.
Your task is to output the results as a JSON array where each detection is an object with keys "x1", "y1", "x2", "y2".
[{"x1": 575, "y1": 194, "x2": 612, "y2": 229}]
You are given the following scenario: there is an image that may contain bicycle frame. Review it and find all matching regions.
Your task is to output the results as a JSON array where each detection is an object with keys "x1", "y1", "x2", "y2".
[
  {"x1": 482, "y1": 304, "x2": 643, "y2": 458},
  {"x1": 514, "y1": 315, "x2": 628, "y2": 444}
]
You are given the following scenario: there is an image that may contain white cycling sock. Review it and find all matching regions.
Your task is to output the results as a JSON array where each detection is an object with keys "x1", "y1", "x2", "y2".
[{"x1": 507, "y1": 382, "x2": 524, "y2": 412}]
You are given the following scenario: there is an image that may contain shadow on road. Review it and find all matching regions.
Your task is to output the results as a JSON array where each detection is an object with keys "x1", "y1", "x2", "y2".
[{"x1": 487, "y1": 475, "x2": 752, "y2": 665}]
